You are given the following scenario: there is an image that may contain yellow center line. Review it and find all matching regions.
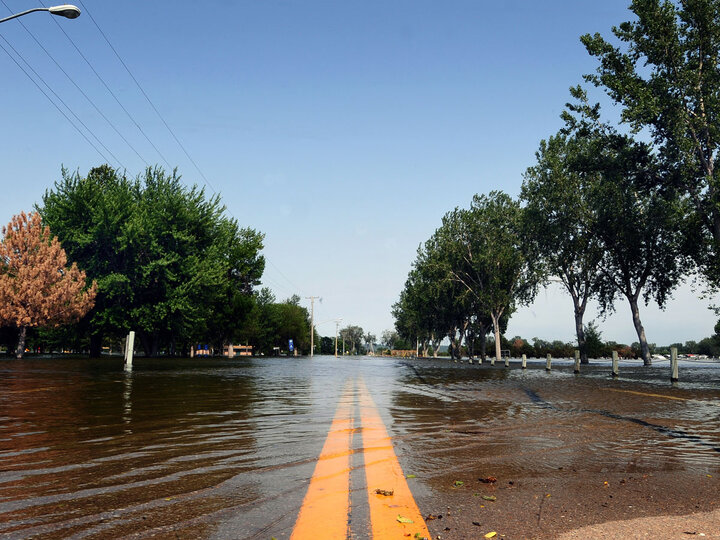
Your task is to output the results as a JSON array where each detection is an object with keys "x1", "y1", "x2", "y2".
[
  {"x1": 358, "y1": 377, "x2": 430, "y2": 539},
  {"x1": 291, "y1": 380, "x2": 354, "y2": 540},
  {"x1": 292, "y1": 377, "x2": 430, "y2": 539},
  {"x1": 606, "y1": 388, "x2": 694, "y2": 402}
]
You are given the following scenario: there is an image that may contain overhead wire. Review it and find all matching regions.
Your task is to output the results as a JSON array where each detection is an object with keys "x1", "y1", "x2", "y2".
[
  {"x1": 75, "y1": 1, "x2": 308, "y2": 298},
  {"x1": 40, "y1": 0, "x2": 173, "y2": 170},
  {"x1": 1, "y1": 0, "x2": 145, "y2": 169},
  {"x1": 7, "y1": 1, "x2": 308, "y2": 299},
  {"x1": 0, "y1": 37, "x2": 111, "y2": 164},
  {"x1": 76, "y1": 0, "x2": 220, "y2": 196}
]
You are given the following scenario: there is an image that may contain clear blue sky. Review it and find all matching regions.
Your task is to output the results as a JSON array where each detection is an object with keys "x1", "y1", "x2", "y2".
[{"x1": 0, "y1": 0, "x2": 715, "y2": 346}]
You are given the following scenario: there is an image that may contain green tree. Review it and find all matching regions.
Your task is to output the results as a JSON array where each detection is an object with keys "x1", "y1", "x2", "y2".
[
  {"x1": 39, "y1": 165, "x2": 136, "y2": 356},
  {"x1": 521, "y1": 91, "x2": 605, "y2": 364},
  {"x1": 586, "y1": 128, "x2": 688, "y2": 365},
  {"x1": 584, "y1": 321, "x2": 605, "y2": 359},
  {"x1": 40, "y1": 165, "x2": 265, "y2": 356},
  {"x1": 443, "y1": 192, "x2": 539, "y2": 363},
  {"x1": 264, "y1": 298, "x2": 311, "y2": 355},
  {"x1": 339, "y1": 325, "x2": 364, "y2": 354},
  {"x1": 582, "y1": 0, "x2": 720, "y2": 284}
]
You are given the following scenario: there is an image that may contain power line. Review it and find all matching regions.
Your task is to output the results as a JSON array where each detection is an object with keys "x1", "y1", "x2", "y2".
[
  {"x1": 76, "y1": 0, "x2": 220, "y2": 196},
  {"x1": 74, "y1": 2, "x2": 310, "y2": 301},
  {"x1": 1, "y1": 0, "x2": 145, "y2": 168},
  {"x1": 42, "y1": 0, "x2": 172, "y2": 170},
  {"x1": 0, "y1": 37, "x2": 110, "y2": 164}
]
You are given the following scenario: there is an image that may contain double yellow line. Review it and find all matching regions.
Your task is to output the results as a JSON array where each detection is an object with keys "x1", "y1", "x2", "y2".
[{"x1": 291, "y1": 377, "x2": 430, "y2": 539}]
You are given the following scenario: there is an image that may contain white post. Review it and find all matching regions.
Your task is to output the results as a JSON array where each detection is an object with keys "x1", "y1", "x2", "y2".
[
  {"x1": 670, "y1": 347, "x2": 679, "y2": 382},
  {"x1": 504, "y1": 355, "x2": 509, "y2": 368},
  {"x1": 546, "y1": 353, "x2": 552, "y2": 371},
  {"x1": 522, "y1": 354, "x2": 527, "y2": 369},
  {"x1": 124, "y1": 331, "x2": 135, "y2": 369},
  {"x1": 574, "y1": 349, "x2": 580, "y2": 374},
  {"x1": 612, "y1": 350, "x2": 619, "y2": 377}
]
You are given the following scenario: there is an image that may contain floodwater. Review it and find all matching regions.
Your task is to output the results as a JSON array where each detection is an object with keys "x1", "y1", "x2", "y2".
[{"x1": 0, "y1": 355, "x2": 718, "y2": 539}]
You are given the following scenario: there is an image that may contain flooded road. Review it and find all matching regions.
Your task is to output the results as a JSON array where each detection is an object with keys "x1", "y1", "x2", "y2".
[{"x1": 0, "y1": 356, "x2": 718, "y2": 539}]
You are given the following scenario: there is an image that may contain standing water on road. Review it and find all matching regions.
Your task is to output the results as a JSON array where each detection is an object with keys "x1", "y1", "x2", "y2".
[{"x1": 0, "y1": 355, "x2": 718, "y2": 538}]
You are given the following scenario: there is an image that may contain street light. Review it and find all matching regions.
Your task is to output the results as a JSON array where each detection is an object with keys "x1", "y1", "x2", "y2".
[{"x1": 0, "y1": 5, "x2": 81, "y2": 24}]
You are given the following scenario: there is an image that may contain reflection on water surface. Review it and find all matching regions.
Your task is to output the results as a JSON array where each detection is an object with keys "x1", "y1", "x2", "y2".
[{"x1": 0, "y1": 356, "x2": 717, "y2": 538}]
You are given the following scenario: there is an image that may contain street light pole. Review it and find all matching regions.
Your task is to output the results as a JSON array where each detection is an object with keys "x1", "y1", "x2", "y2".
[{"x1": 0, "y1": 5, "x2": 81, "y2": 24}]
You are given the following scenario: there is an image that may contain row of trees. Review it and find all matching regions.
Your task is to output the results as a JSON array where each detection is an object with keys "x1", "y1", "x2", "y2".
[
  {"x1": 0, "y1": 165, "x2": 314, "y2": 357},
  {"x1": 394, "y1": 1, "x2": 720, "y2": 366}
]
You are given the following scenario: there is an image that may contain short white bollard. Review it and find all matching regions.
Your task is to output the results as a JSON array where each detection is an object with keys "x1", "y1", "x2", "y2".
[
  {"x1": 521, "y1": 354, "x2": 527, "y2": 369},
  {"x1": 612, "y1": 350, "x2": 619, "y2": 377},
  {"x1": 124, "y1": 331, "x2": 135, "y2": 370},
  {"x1": 546, "y1": 353, "x2": 552, "y2": 371},
  {"x1": 670, "y1": 347, "x2": 679, "y2": 382}
]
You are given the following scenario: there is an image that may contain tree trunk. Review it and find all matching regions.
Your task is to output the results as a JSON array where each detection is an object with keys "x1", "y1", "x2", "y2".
[
  {"x1": 89, "y1": 333, "x2": 103, "y2": 358},
  {"x1": 573, "y1": 301, "x2": 588, "y2": 364},
  {"x1": 479, "y1": 330, "x2": 487, "y2": 360},
  {"x1": 447, "y1": 331, "x2": 456, "y2": 359},
  {"x1": 139, "y1": 333, "x2": 160, "y2": 357},
  {"x1": 628, "y1": 296, "x2": 652, "y2": 366},
  {"x1": 491, "y1": 312, "x2": 502, "y2": 363},
  {"x1": 16, "y1": 326, "x2": 27, "y2": 359}
]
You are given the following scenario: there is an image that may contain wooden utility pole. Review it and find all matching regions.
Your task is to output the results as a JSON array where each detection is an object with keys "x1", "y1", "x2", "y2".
[
  {"x1": 306, "y1": 296, "x2": 320, "y2": 357},
  {"x1": 334, "y1": 318, "x2": 342, "y2": 357}
]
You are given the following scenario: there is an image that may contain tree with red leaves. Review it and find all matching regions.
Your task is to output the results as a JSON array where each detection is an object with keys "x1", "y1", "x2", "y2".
[{"x1": 0, "y1": 211, "x2": 97, "y2": 358}]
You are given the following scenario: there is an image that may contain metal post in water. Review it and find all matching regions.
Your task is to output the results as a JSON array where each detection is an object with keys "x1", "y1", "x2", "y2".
[
  {"x1": 574, "y1": 349, "x2": 580, "y2": 374},
  {"x1": 546, "y1": 353, "x2": 551, "y2": 371},
  {"x1": 124, "y1": 331, "x2": 135, "y2": 370},
  {"x1": 612, "y1": 350, "x2": 619, "y2": 378},
  {"x1": 670, "y1": 347, "x2": 679, "y2": 382},
  {"x1": 521, "y1": 354, "x2": 527, "y2": 369}
]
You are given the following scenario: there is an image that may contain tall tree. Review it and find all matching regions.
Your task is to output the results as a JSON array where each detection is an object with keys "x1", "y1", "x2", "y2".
[
  {"x1": 521, "y1": 89, "x2": 605, "y2": 364},
  {"x1": 339, "y1": 325, "x2": 364, "y2": 354},
  {"x1": 40, "y1": 165, "x2": 136, "y2": 356},
  {"x1": 582, "y1": 0, "x2": 720, "y2": 283},
  {"x1": 442, "y1": 192, "x2": 539, "y2": 363},
  {"x1": 0, "y1": 212, "x2": 96, "y2": 358},
  {"x1": 587, "y1": 129, "x2": 689, "y2": 365},
  {"x1": 40, "y1": 165, "x2": 265, "y2": 357}
]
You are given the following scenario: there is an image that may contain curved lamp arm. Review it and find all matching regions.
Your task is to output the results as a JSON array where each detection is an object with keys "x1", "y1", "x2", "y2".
[{"x1": 0, "y1": 5, "x2": 80, "y2": 24}]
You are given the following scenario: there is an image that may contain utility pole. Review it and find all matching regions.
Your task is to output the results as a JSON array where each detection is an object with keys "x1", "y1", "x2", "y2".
[
  {"x1": 334, "y1": 318, "x2": 342, "y2": 358},
  {"x1": 306, "y1": 296, "x2": 320, "y2": 357}
]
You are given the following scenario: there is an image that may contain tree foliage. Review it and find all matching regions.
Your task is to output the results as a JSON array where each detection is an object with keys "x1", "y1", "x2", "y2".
[
  {"x1": 521, "y1": 91, "x2": 605, "y2": 363},
  {"x1": 0, "y1": 211, "x2": 96, "y2": 357},
  {"x1": 40, "y1": 165, "x2": 265, "y2": 357},
  {"x1": 582, "y1": 0, "x2": 720, "y2": 284},
  {"x1": 394, "y1": 191, "x2": 538, "y2": 362}
]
